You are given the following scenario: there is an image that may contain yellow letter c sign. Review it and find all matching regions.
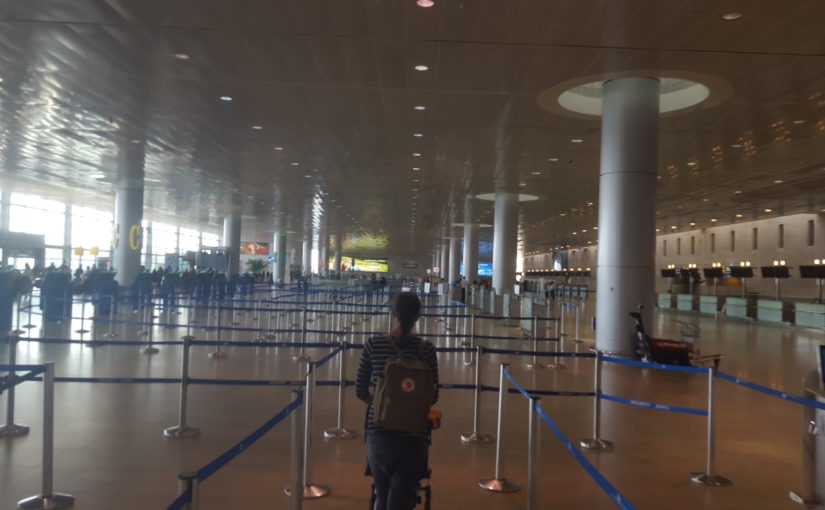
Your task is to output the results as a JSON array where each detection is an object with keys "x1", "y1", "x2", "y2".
[{"x1": 128, "y1": 225, "x2": 142, "y2": 251}]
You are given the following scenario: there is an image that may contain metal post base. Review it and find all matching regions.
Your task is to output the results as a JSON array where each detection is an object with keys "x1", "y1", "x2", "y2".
[
  {"x1": 265, "y1": 333, "x2": 278, "y2": 339},
  {"x1": 580, "y1": 438, "x2": 613, "y2": 451},
  {"x1": 478, "y1": 478, "x2": 521, "y2": 493},
  {"x1": 0, "y1": 423, "x2": 30, "y2": 438},
  {"x1": 546, "y1": 362, "x2": 566, "y2": 369},
  {"x1": 102, "y1": 332, "x2": 117, "y2": 339},
  {"x1": 323, "y1": 427, "x2": 358, "y2": 440},
  {"x1": 303, "y1": 484, "x2": 331, "y2": 499},
  {"x1": 208, "y1": 351, "x2": 227, "y2": 359},
  {"x1": 293, "y1": 354, "x2": 311, "y2": 362},
  {"x1": 690, "y1": 472, "x2": 732, "y2": 487},
  {"x1": 525, "y1": 362, "x2": 546, "y2": 369},
  {"x1": 142, "y1": 347, "x2": 159, "y2": 354},
  {"x1": 138, "y1": 330, "x2": 150, "y2": 336},
  {"x1": 460, "y1": 431, "x2": 492, "y2": 444},
  {"x1": 23, "y1": 324, "x2": 36, "y2": 329},
  {"x1": 789, "y1": 491, "x2": 821, "y2": 505},
  {"x1": 11, "y1": 329, "x2": 25, "y2": 335},
  {"x1": 17, "y1": 493, "x2": 75, "y2": 510},
  {"x1": 463, "y1": 360, "x2": 475, "y2": 367},
  {"x1": 164, "y1": 425, "x2": 201, "y2": 439}
]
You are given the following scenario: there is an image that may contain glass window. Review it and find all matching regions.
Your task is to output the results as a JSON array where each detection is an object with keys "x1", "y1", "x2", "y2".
[
  {"x1": 70, "y1": 206, "x2": 113, "y2": 268},
  {"x1": 202, "y1": 232, "x2": 220, "y2": 248},
  {"x1": 9, "y1": 193, "x2": 65, "y2": 245},
  {"x1": 179, "y1": 227, "x2": 199, "y2": 254}
]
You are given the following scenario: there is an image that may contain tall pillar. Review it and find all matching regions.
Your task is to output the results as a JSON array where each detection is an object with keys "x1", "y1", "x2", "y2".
[
  {"x1": 274, "y1": 232, "x2": 287, "y2": 283},
  {"x1": 334, "y1": 231, "x2": 343, "y2": 273},
  {"x1": 0, "y1": 191, "x2": 9, "y2": 265},
  {"x1": 439, "y1": 240, "x2": 449, "y2": 282},
  {"x1": 143, "y1": 223, "x2": 153, "y2": 269},
  {"x1": 596, "y1": 77, "x2": 660, "y2": 355},
  {"x1": 112, "y1": 147, "x2": 145, "y2": 287},
  {"x1": 463, "y1": 196, "x2": 479, "y2": 282},
  {"x1": 317, "y1": 219, "x2": 328, "y2": 276},
  {"x1": 63, "y1": 203, "x2": 72, "y2": 266},
  {"x1": 222, "y1": 214, "x2": 241, "y2": 275},
  {"x1": 492, "y1": 189, "x2": 518, "y2": 295},
  {"x1": 448, "y1": 236, "x2": 460, "y2": 285},
  {"x1": 302, "y1": 236, "x2": 312, "y2": 276}
]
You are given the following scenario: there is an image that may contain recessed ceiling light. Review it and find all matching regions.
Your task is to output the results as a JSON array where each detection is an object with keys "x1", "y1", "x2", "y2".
[
  {"x1": 412, "y1": 153, "x2": 422, "y2": 157},
  {"x1": 735, "y1": 214, "x2": 743, "y2": 218},
  {"x1": 764, "y1": 208, "x2": 773, "y2": 213},
  {"x1": 417, "y1": 0, "x2": 434, "y2": 7},
  {"x1": 721, "y1": 12, "x2": 743, "y2": 20},
  {"x1": 531, "y1": 171, "x2": 541, "y2": 175},
  {"x1": 414, "y1": 105, "x2": 426, "y2": 111},
  {"x1": 92, "y1": 174, "x2": 106, "y2": 179},
  {"x1": 774, "y1": 179, "x2": 783, "y2": 184},
  {"x1": 548, "y1": 157, "x2": 559, "y2": 162},
  {"x1": 274, "y1": 146, "x2": 283, "y2": 151},
  {"x1": 219, "y1": 96, "x2": 233, "y2": 102},
  {"x1": 174, "y1": 53, "x2": 190, "y2": 60},
  {"x1": 734, "y1": 190, "x2": 742, "y2": 194},
  {"x1": 252, "y1": 125, "x2": 262, "y2": 130},
  {"x1": 131, "y1": 139, "x2": 141, "y2": 144},
  {"x1": 792, "y1": 120, "x2": 805, "y2": 124},
  {"x1": 710, "y1": 218, "x2": 718, "y2": 222},
  {"x1": 571, "y1": 139, "x2": 583, "y2": 143},
  {"x1": 671, "y1": 226, "x2": 677, "y2": 229},
  {"x1": 414, "y1": 65, "x2": 429, "y2": 71},
  {"x1": 687, "y1": 162, "x2": 697, "y2": 166},
  {"x1": 304, "y1": 175, "x2": 311, "y2": 178},
  {"x1": 413, "y1": 133, "x2": 424, "y2": 137},
  {"x1": 291, "y1": 162, "x2": 299, "y2": 166},
  {"x1": 412, "y1": 167, "x2": 420, "y2": 171},
  {"x1": 702, "y1": 198, "x2": 709, "y2": 202},
  {"x1": 689, "y1": 222, "x2": 696, "y2": 226},
  {"x1": 731, "y1": 144, "x2": 742, "y2": 148}
]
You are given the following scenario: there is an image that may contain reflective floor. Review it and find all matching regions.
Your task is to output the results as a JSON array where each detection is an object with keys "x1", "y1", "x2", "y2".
[{"x1": 1, "y1": 289, "x2": 823, "y2": 510}]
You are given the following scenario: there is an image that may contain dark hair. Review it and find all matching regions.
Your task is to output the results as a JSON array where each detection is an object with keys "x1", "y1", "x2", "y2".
[{"x1": 393, "y1": 292, "x2": 421, "y2": 338}]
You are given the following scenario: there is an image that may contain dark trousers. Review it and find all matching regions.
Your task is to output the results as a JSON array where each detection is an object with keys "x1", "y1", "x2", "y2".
[{"x1": 367, "y1": 431, "x2": 428, "y2": 510}]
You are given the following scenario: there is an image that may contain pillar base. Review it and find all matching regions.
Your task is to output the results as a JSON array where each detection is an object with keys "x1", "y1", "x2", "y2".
[
  {"x1": 0, "y1": 423, "x2": 30, "y2": 438},
  {"x1": 18, "y1": 493, "x2": 75, "y2": 510},
  {"x1": 293, "y1": 354, "x2": 311, "y2": 362},
  {"x1": 208, "y1": 351, "x2": 227, "y2": 359},
  {"x1": 690, "y1": 472, "x2": 732, "y2": 487},
  {"x1": 303, "y1": 484, "x2": 331, "y2": 499},
  {"x1": 460, "y1": 431, "x2": 492, "y2": 444},
  {"x1": 525, "y1": 362, "x2": 546, "y2": 369},
  {"x1": 163, "y1": 425, "x2": 201, "y2": 439},
  {"x1": 580, "y1": 438, "x2": 613, "y2": 451},
  {"x1": 789, "y1": 491, "x2": 820, "y2": 505},
  {"x1": 478, "y1": 477, "x2": 521, "y2": 493},
  {"x1": 323, "y1": 427, "x2": 358, "y2": 440},
  {"x1": 141, "y1": 346, "x2": 159, "y2": 355}
]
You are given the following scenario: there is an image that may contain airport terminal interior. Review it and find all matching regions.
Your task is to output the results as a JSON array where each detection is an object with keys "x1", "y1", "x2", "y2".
[{"x1": 1, "y1": 1, "x2": 825, "y2": 509}]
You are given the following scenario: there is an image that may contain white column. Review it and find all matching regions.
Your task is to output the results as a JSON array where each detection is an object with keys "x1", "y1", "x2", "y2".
[
  {"x1": 448, "y1": 236, "x2": 460, "y2": 285},
  {"x1": 463, "y1": 196, "x2": 479, "y2": 281},
  {"x1": 113, "y1": 146, "x2": 145, "y2": 287},
  {"x1": 439, "y1": 240, "x2": 449, "y2": 282},
  {"x1": 596, "y1": 77, "x2": 660, "y2": 355},
  {"x1": 274, "y1": 232, "x2": 287, "y2": 283},
  {"x1": 334, "y1": 231, "x2": 343, "y2": 273},
  {"x1": 222, "y1": 214, "x2": 241, "y2": 275},
  {"x1": 492, "y1": 191, "x2": 518, "y2": 295},
  {"x1": 302, "y1": 237, "x2": 312, "y2": 275},
  {"x1": 317, "y1": 220, "x2": 328, "y2": 276}
]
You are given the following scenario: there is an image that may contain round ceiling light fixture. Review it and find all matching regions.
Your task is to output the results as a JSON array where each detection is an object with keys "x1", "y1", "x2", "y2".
[
  {"x1": 219, "y1": 96, "x2": 233, "y2": 102},
  {"x1": 174, "y1": 53, "x2": 190, "y2": 60},
  {"x1": 417, "y1": 0, "x2": 434, "y2": 7},
  {"x1": 414, "y1": 105, "x2": 426, "y2": 111},
  {"x1": 414, "y1": 65, "x2": 429, "y2": 71},
  {"x1": 721, "y1": 12, "x2": 743, "y2": 20},
  {"x1": 539, "y1": 71, "x2": 732, "y2": 118}
]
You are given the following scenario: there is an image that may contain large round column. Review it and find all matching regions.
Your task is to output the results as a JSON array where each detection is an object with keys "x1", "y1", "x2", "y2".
[
  {"x1": 317, "y1": 220, "x2": 328, "y2": 276},
  {"x1": 492, "y1": 190, "x2": 518, "y2": 295},
  {"x1": 448, "y1": 236, "x2": 460, "y2": 285},
  {"x1": 222, "y1": 214, "x2": 241, "y2": 275},
  {"x1": 274, "y1": 232, "x2": 287, "y2": 283},
  {"x1": 596, "y1": 77, "x2": 660, "y2": 355},
  {"x1": 112, "y1": 148, "x2": 145, "y2": 287},
  {"x1": 333, "y1": 231, "x2": 343, "y2": 273},
  {"x1": 463, "y1": 196, "x2": 479, "y2": 282},
  {"x1": 439, "y1": 240, "x2": 449, "y2": 283}
]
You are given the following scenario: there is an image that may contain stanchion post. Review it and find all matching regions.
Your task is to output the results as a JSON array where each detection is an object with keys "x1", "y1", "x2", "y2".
[
  {"x1": 302, "y1": 362, "x2": 331, "y2": 499},
  {"x1": 208, "y1": 305, "x2": 227, "y2": 359},
  {"x1": 526, "y1": 316, "x2": 545, "y2": 369},
  {"x1": 24, "y1": 292, "x2": 35, "y2": 329},
  {"x1": 0, "y1": 333, "x2": 29, "y2": 437},
  {"x1": 690, "y1": 367, "x2": 732, "y2": 487},
  {"x1": 103, "y1": 294, "x2": 117, "y2": 339},
  {"x1": 142, "y1": 304, "x2": 159, "y2": 354},
  {"x1": 463, "y1": 312, "x2": 475, "y2": 366},
  {"x1": 461, "y1": 345, "x2": 491, "y2": 444},
  {"x1": 284, "y1": 390, "x2": 305, "y2": 509},
  {"x1": 573, "y1": 304, "x2": 583, "y2": 344},
  {"x1": 12, "y1": 294, "x2": 25, "y2": 335},
  {"x1": 164, "y1": 336, "x2": 200, "y2": 438},
  {"x1": 18, "y1": 363, "x2": 75, "y2": 510},
  {"x1": 177, "y1": 472, "x2": 199, "y2": 510},
  {"x1": 478, "y1": 364, "x2": 521, "y2": 492},
  {"x1": 294, "y1": 307, "x2": 310, "y2": 361},
  {"x1": 527, "y1": 396, "x2": 539, "y2": 510},
  {"x1": 580, "y1": 351, "x2": 613, "y2": 451},
  {"x1": 324, "y1": 344, "x2": 357, "y2": 440},
  {"x1": 74, "y1": 297, "x2": 90, "y2": 335}
]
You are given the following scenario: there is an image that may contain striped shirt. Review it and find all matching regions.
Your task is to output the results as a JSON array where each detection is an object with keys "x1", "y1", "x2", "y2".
[{"x1": 355, "y1": 335, "x2": 439, "y2": 432}]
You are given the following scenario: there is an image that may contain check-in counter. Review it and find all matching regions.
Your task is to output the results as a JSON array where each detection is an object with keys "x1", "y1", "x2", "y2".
[
  {"x1": 657, "y1": 292, "x2": 673, "y2": 310},
  {"x1": 756, "y1": 299, "x2": 785, "y2": 324},
  {"x1": 796, "y1": 302, "x2": 825, "y2": 329},
  {"x1": 725, "y1": 297, "x2": 749, "y2": 319},
  {"x1": 676, "y1": 294, "x2": 694, "y2": 312},
  {"x1": 699, "y1": 296, "x2": 719, "y2": 315}
]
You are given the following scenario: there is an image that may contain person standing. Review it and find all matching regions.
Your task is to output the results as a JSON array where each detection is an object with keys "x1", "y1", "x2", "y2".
[{"x1": 356, "y1": 292, "x2": 439, "y2": 510}]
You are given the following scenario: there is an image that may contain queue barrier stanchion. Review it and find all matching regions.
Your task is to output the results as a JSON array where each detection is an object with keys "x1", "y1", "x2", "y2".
[
  {"x1": 103, "y1": 294, "x2": 117, "y2": 339},
  {"x1": 142, "y1": 304, "x2": 159, "y2": 354},
  {"x1": 285, "y1": 389, "x2": 305, "y2": 510},
  {"x1": 478, "y1": 363, "x2": 521, "y2": 492},
  {"x1": 525, "y1": 317, "x2": 545, "y2": 369},
  {"x1": 74, "y1": 297, "x2": 90, "y2": 335},
  {"x1": 208, "y1": 305, "x2": 227, "y2": 359},
  {"x1": 0, "y1": 334, "x2": 29, "y2": 438},
  {"x1": 293, "y1": 308, "x2": 310, "y2": 362},
  {"x1": 462, "y1": 312, "x2": 475, "y2": 367},
  {"x1": 545, "y1": 318, "x2": 565, "y2": 370},
  {"x1": 460, "y1": 345, "x2": 492, "y2": 444},
  {"x1": 18, "y1": 363, "x2": 75, "y2": 510},
  {"x1": 177, "y1": 472, "x2": 199, "y2": 510},
  {"x1": 573, "y1": 304, "x2": 582, "y2": 343},
  {"x1": 164, "y1": 336, "x2": 200, "y2": 439},
  {"x1": 580, "y1": 351, "x2": 613, "y2": 451},
  {"x1": 690, "y1": 366, "x2": 732, "y2": 487},
  {"x1": 527, "y1": 395, "x2": 540, "y2": 510},
  {"x1": 302, "y1": 361, "x2": 330, "y2": 499},
  {"x1": 323, "y1": 343, "x2": 357, "y2": 440},
  {"x1": 12, "y1": 295, "x2": 25, "y2": 335},
  {"x1": 24, "y1": 292, "x2": 36, "y2": 329}
]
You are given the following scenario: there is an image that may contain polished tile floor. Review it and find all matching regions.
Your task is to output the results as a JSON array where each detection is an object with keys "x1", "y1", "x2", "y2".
[{"x1": 1, "y1": 289, "x2": 823, "y2": 510}]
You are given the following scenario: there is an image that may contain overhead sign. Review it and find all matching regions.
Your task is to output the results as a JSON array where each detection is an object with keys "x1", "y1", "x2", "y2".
[{"x1": 402, "y1": 262, "x2": 419, "y2": 269}]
